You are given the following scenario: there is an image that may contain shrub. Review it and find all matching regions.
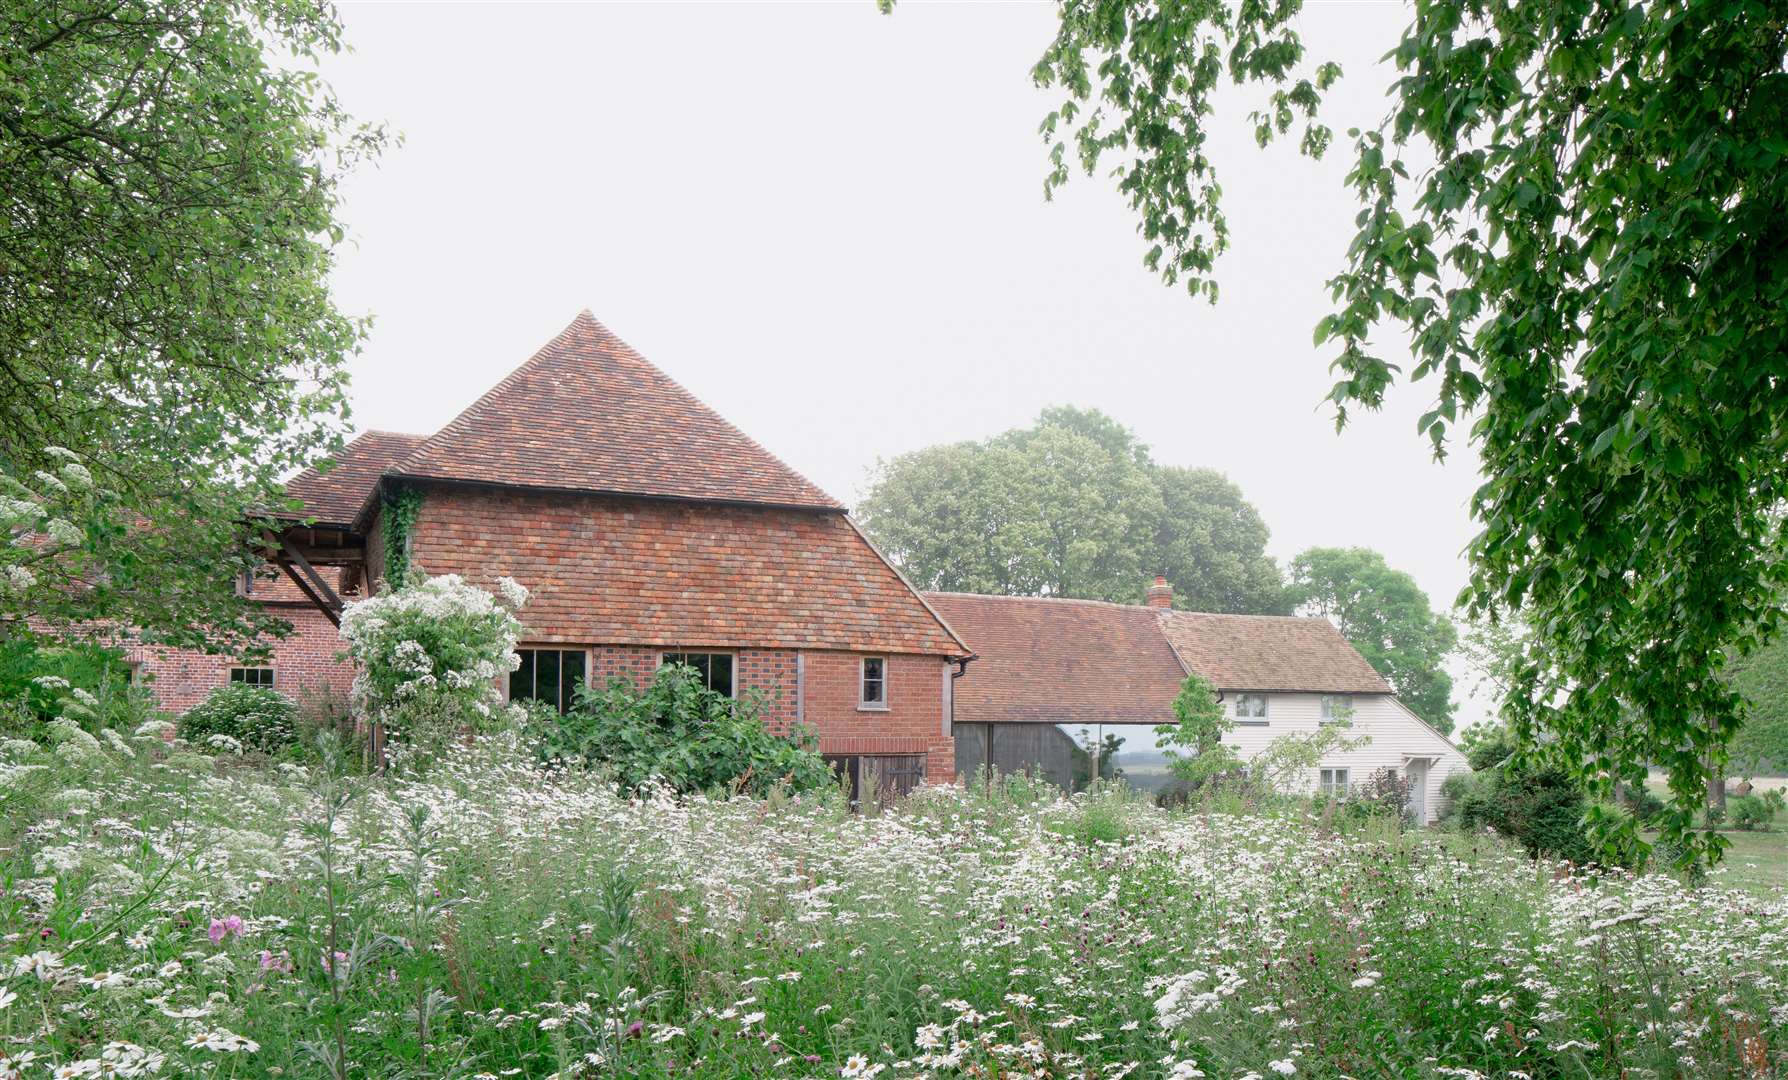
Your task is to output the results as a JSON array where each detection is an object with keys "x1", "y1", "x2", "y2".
[
  {"x1": 1450, "y1": 763, "x2": 1642, "y2": 868},
  {"x1": 1730, "y1": 790, "x2": 1784, "y2": 831},
  {"x1": 532, "y1": 664, "x2": 834, "y2": 797},
  {"x1": 0, "y1": 637, "x2": 139, "y2": 736},
  {"x1": 177, "y1": 683, "x2": 298, "y2": 755},
  {"x1": 1621, "y1": 782, "x2": 1667, "y2": 825},
  {"x1": 339, "y1": 573, "x2": 527, "y2": 757},
  {"x1": 1341, "y1": 767, "x2": 1413, "y2": 826}
]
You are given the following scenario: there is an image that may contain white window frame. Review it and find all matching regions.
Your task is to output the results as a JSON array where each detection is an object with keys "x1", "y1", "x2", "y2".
[
  {"x1": 1319, "y1": 767, "x2": 1350, "y2": 798},
  {"x1": 658, "y1": 650, "x2": 735, "y2": 697},
  {"x1": 1319, "y1": 695, "x2": 1354, "y2": 724},
  {"x1": 858, "y1": 656, "x2": 889, "y2": 711},
  {"x1": 1232, "y1": 692, "x2": 1269, "y2": 725}
]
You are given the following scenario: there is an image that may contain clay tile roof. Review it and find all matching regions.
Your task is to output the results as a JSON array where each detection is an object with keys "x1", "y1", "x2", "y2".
[
  {"x1": 926, "y1": 593, "x2": 1188, "y2": 726},
  {"x1": 391, "y1": 311, "x2": 841, "y2": 510},
  {"x1": 282, "y1": 430, "x2": 428, "y2": 527},
  {"x1": 1158, "y1": 611, "x2": 1391, "y2": 694}
]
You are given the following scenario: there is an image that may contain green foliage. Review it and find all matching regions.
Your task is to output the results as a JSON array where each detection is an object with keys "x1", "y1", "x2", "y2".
[
  {"x1": 1452, "y1": 763, "x2": 1642, "y2": 871},
  {"x1": 1288, "y1": 547, "x2": 1458, "y2": 732},
  {"x1": 0, "y1": 636, "x2": 134, "y2": 734},
  {"x1": 1031, "y1": 0, "x2": 1340, "y2": 302},
  {"x1": 533, "y1": 664, "x2": 836, "y2": 798},
  {"x1": 1730, "y1": 790, "x2": 1784, "y2": 832},
  {"x1": 1156, "y1": 673, "x2": 1239, "y2": 787},
  {"x1": 1015, "y1": 0, "x2": 1788, "y2": 869},
  {"x1": 178, "y1": 683, "x2": 299, "y2": 755},
  {"x1": 1458, "y1": 721, "x2": 1516, "y2": 773},
  {"x1": 1341, "y1": 767, "x2": 1413, "y2": 827},
  {"x1": 0, "y1": 1, "x2": 386, "y2": 653},
  {"x1": 1727, "y1": 632, "x2": 1788, "y2": 776},
  {"x1": 860, "y1": 407, "x2": 1289, "y2": 611},
  {"x1": 379, "y1": 488, "x2": 426, "y2": 588}
]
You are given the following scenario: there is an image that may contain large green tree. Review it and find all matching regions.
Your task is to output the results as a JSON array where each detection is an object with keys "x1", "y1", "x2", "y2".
[
  {"x1": 995, "y1": 0, "x2": 1788, "y2": 866},
  {"x1": 859, "y1": 408, "x2": 1288, "y2": 611},
  {"x1": 0, "y1": 1, "x2": 383, "y2": 651},
  {"x1": 1288, "y1": 547, "x2": 1458, "y2": 732}
]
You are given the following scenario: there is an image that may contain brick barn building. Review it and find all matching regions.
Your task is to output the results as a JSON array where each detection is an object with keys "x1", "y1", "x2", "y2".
[{"x1": 132, "y1": 311, "x2": 974, "y2": 789}]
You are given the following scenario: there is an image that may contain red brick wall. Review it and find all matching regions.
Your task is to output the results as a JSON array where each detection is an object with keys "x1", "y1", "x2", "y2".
[
  {"x1": 131, "y1": 606, "x2": 354, "y2": 714},
  {"x1": 802, "y1": 651, "x2": 954, "y2": 780}
]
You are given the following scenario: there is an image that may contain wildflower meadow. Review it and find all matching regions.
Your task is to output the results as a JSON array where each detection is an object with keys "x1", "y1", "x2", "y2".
[{"x1": 1, "y1": 722, "x2": 1783, "y2": 1080}]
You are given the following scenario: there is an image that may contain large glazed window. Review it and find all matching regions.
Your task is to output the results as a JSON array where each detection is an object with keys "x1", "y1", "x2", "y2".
[
  {"x1": 661, "y1": 652, "x2": 734, "y2": 697},
  {"x1": 953, "y1": 722, "x2": 1176, "y2": 795},
  {"x1": 510, "y1": 648, "x2": 587, "y2": 713}
]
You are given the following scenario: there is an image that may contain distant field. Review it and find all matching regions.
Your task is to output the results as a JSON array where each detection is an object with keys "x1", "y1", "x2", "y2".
[
  {"x1": 1705, "y1": 829, "x2": 1787, "y2": 897},
  {"x1": 1646, "y1": 771, "x2": 1788, "y2": 795}
]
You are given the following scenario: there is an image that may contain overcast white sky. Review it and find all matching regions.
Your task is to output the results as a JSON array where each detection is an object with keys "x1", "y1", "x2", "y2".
[{"x1": 320, "y1": 0, "x2": 1490, "y2": 727}]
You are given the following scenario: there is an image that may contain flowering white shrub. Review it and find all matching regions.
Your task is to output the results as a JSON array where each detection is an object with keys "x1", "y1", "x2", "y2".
[{"x1": 339, "y1": 573, "x2": 527, "y2": 723}]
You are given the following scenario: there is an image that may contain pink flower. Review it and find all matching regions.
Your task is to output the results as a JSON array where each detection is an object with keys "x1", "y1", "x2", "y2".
[
  {"x1": 258, "y1": 950, "x2": 292, "y2": 973},
  {"x1": 321, "y1": 950, "x2": 348, "y2": 975},
  {"x1": 208, "y1": 915, "x2": 244, "y2": 945}
]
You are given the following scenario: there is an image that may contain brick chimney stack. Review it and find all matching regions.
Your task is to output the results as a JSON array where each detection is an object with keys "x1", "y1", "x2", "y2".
[{"x1": 1145, "y1": 575, "x2": 1174, "y2": 609}]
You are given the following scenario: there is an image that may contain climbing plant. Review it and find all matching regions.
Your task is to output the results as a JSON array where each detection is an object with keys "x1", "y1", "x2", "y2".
[{"x1": 380, "y1": 488, "x2": 425, "y2": 588}]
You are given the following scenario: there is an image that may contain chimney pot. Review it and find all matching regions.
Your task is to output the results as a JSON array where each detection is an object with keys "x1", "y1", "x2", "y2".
[{"x1": 1146, "y1": 575, "x2": 1174, "y2": 609}]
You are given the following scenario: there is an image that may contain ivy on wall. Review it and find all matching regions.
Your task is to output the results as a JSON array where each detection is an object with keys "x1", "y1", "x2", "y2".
[{"x1": 380, "y1": 487, "x2": 424, "y2": 587}]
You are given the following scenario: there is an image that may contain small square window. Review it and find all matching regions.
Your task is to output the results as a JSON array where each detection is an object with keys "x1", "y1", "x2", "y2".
[
  {"x1": 230, "y1": 667, "x2": 274, "y2": 688},
  {"x1": 1319, "y1": 767, "x2": 1350, "y2": 798},
  {"x1": 1320, "y1": 695, "x2": 1353, "y2": 724},
  {"x1": 859, "y1": 657, "x2": 887, "y2": 710},
  {"x1": 661, "y1": 652, "x2": 734, "y2": 698},
  {"x1": 1233, "y1": 693, "x2": 1268, "y2": 724}
]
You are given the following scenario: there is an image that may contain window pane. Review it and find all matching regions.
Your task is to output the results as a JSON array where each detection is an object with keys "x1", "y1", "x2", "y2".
[
  {"x1": 862, "y1": 658, "x2": 885, "y2": 703},
  {"x1": 510, "y1": 650, "x2": 535, "y2": 703},
  {"x1": 561, "y1": 650, "x2": 586, "y2": 711},
  {"x1": 536, "y1": 650, "x2": 560, "y2": 713},
  {"x1": 230, "y1": 669, "x2": 245, "y2": 683},
  {"x1": 709, "y1": 654, "x2": 733, "y2": 697}
]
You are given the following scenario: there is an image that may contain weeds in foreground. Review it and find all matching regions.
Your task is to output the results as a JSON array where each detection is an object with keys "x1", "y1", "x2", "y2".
[{"x1": 0, "y1": 729, "x2": 1782, "y2": 1078}]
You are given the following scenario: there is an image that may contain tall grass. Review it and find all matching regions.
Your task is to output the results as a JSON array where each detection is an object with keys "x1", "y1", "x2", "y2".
[{"x1": 0, "y1": 727, "x2": 1782, "y2": 1078}]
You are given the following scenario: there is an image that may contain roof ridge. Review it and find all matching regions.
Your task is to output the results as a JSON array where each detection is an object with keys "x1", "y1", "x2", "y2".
[
  {"x1": 387, "y1": 311, "x2": 842, "y2": 510},
  {"x1": 571, "y1": 312, "x2": 841, "y2": 512},
  {"x1": 921, "y1": 591, "x2": 1157, "y2": 614},
  {"x1": 389, "y1": 315, "x2": 585, "y2": 476}
]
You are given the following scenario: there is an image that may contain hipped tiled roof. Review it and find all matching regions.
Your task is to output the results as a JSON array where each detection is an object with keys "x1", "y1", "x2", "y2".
[
  {"x1": 282, "y1": 431, "x2": 427, "y2": 527},
  {"x1": 927, "y1": 593, "x2": 1186, "y2": 726},
  {"x1": 1158, "y1": 611, "x2": 1391, "y2": 694},
  {"x1": 929, "y1": 591, "x2": 1392, "y2": 725},
  {"x1": 392, "y1": 312, "x2": 840, "y2": 509}
]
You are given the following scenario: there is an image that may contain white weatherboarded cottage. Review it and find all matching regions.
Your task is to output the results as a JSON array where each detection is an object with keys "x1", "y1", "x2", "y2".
[{"x1": 928, "y1": 579, "x2": 1470, "y2": 823}]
